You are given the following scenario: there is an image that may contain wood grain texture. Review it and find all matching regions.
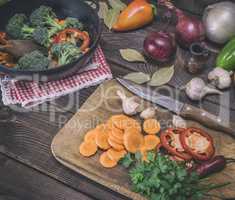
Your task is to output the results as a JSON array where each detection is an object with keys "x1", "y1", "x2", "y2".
[
  {"x1": 0, "y1": 153, "x2": 93, "y2": 200},
  {"x1": 52, "y1": 80, "x2": 235, "y2": 200},
  {"x1": 0, "y1": 1, "x2": 234, "y2": 199}
]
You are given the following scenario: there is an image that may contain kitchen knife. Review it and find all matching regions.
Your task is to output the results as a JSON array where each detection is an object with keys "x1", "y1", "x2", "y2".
[{"x1": 116, "y1": 78, "x2": 235, "y2": 138}]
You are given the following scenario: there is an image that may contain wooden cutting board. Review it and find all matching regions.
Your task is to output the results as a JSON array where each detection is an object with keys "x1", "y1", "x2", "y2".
[{"x1": 51, "y1": 80, "x2": 235, "y2": 200}]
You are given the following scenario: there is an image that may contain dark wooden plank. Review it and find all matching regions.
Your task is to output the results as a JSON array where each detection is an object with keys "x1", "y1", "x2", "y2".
[
  {"x1": 0, "y1": 119, "x2": 129, "y2": 200},
  {"x1": 0, "y1": 153, "x2": 93, "y2": 200}
]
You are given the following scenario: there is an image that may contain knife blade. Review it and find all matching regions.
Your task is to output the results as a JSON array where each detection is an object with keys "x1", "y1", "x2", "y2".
[{"x1": 116, "y1": 78, "x2": 235, "y2": 137}]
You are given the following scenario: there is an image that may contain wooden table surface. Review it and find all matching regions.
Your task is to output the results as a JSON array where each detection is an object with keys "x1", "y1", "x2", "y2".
[{"x1": 0, "y1": 1, "x2": 234, "y2": 199}]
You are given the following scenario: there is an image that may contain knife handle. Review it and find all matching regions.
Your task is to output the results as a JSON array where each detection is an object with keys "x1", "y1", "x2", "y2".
[{"x1": 180, "y1": 104, "x2": 235, "y2": 138}]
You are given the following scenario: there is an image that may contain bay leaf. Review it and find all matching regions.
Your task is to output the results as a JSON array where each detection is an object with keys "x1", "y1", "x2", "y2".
[
  {"x1": 148, "y1": 65, "x2": 175, "y2": 86},
  {"x1": 98, "y1": 2, "x2": 109, "y2": 19},
  {"x1": 120, "y1": 49, "x2": 147, "y2": 63},
  {"x1": 104, "y1": 8, "x2": 120, "y2": 30},
  {"x1": 108, "y1": 0, "x2": 126, "y2": 11},
  {"x1": 123, "y1": 72, "x2": 151, "y2": 84}
]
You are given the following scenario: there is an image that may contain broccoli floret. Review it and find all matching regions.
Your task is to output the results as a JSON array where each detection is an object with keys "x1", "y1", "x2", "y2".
[
  {"x1": 63, "y1": 17, "x2": 84, "y2": 30},
  {"x1": 30, "y1": 5, "x2": 62, "y2": 31},
  {"x1": 51, "y1": 42, "x2": 82, "y2": 65},
  {"x1": 16, "y1": 50, "x2": 49, "y2": 70},
  {"x1": 6, "y1": 14, "x2": 35, "y2": 39},
  {"x1": 33, "y1": 26, "x2": 58, "y2": 47}
]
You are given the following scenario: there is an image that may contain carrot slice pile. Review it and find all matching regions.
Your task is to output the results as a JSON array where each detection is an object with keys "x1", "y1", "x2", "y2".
[
  {"x1": 124, "y1": 131, "x2": 144, "y2": 153},
  {"x1": 99, "y1": 152, "x2": 117, "y2": 168},
  {"x1": 143, "y1": 118, "x2": 161, "y2": 134},
  {"x1": 79, "y1": 141, "x2": 98, "y2": 157},
  {"x1": 107, "y1": 148, "x2": 127, "y2": 162},
  {"x1": 79, "y1": 114, "x2": 162, "y2": 168}
]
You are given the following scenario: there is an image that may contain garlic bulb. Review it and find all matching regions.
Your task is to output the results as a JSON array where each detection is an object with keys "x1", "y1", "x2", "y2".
[
  {"x1": 140, "y1": 107, "x2": 156, "y2": 119},
  {"x1": 172, "y1": 115, "x2": 187, "y2": 128},
  {"x1": 185, "y1": 78, "x2": 222, "y2": 101},
  {"x1": 208, "y1": 67, "x2": 232, "y2": 89},
  {"x1": 117, "y1": 90, "x2": 140, "y2": 115}
]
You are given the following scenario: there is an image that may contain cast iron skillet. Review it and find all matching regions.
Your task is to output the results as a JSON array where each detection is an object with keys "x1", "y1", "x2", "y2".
[{"x1": 0, "y1": 0, "x2": 101, "y2": 81}]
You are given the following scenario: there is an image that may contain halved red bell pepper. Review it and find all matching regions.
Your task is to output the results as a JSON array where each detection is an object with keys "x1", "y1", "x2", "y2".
[
  {"x1": 160, "y1": 128, "x2": 192, "y2": 161},
  {"x1": 180, "y1": 127, "x2": 215, "y2": 161}
]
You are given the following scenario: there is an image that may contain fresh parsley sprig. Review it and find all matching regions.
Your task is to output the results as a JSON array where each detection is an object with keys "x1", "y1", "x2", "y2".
[{"x1": 120, "y1": 152, "x2": 229, "y2": 200}]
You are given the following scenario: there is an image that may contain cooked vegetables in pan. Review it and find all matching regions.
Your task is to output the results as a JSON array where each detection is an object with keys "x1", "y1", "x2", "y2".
[{"x1": 0, "y1": 5, "x2": 90, "y2": 70}]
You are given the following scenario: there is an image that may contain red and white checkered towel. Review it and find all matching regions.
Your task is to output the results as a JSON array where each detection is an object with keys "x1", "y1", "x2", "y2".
[{"x1": 0, "y1": 46, "x2": 112, "y2": 108}]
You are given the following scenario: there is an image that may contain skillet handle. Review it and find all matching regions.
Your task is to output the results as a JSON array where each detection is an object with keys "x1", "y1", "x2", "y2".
[{"x1": 84, "y1": 0, "x2": 99, "y2": 12}]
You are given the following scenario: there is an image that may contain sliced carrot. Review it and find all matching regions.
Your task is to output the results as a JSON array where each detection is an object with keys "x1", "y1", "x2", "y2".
[
  {"x1": 140, "y1": 149, "x2": 149, "y2": 162},
  {"x1": 108, "y1": 138, "x2": 125, "y2": 151},
  {"x1": 111, "y1": 114, "x2": 141, "y2": 131},
  {"x1": 109, "y1": 133, "x2": 123, "y2": 145},
  {"x1": 99, "y1": 151, "x2": 117, "y2": 168},
  {"x1": 143, "y1": 118, "x2": 161, "y2": 134},
  {"x1": 124, "y1": 131, "x2": 144, "y2": 153},
  {"x1": 142, "y1": 135, "x2": 161, "y2": 151},
  {"x1": 84, "y1": 129, "x2": 97, "y2": 142},
  {"x1": 95, "y1": 124, "x2": 110, "y2": 150},
  {"x1": 106, "y1": 118, "x2": 115, "y2": 130},
  {"x1": 79, "y1": 141, "x2": 97, "y2": 157},
  {"x1": 107, "y1": 148, "x2": 127, "y2": 162},
  {"x1": 110, "y1": 125, "x2": 124, "y2": 141},
  {"x1": 124, "y1": 127, "x2": 141, "y2": 136}
]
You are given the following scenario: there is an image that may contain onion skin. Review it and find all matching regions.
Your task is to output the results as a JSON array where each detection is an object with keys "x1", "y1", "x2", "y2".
[
  {"x1": 203, "y1": 1, "x2": 235, "y2": 44},
  {"x1": 143, "y1": 31, "x2": 176, "y2": 62},
  {"x1": 175, "y1": 9, "x2": 205, "y2": 48}
]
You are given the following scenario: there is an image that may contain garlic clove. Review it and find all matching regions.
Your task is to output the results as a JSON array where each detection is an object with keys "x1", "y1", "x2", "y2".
[
  {"x1": 185, "y1": 78, "x2": 206, "y2": 101},
  {"x1": 140, "y1": 107, "x2": 156, "y2": 119},
  {"x1": 117, "y1": 90, "x2": 141, "y2": 116},
  {"x1": 208, "y1": 67, "x2": 232, "y2": 89},
  {"x1": 172, "y1": 115, "x2": 187, "y2": 128},
  {"x1": 185, "y1": 77, "x2": 222, "y2": 101}
]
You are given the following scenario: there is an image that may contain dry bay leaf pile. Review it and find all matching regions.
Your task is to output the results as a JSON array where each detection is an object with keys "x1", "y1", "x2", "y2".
[
  {"x1": 123, "y1": 66, "x2": 175, "y2": 86},
  {"x1": 98, "y1": 0, "x2": 126, "y2": 29},
  {"x1": 119, "y1": 49, "x2": 175, "y2": 87}
]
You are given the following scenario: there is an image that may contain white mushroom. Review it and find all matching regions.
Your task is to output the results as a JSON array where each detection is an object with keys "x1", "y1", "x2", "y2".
[
  {"x1": 140, "y1": 107, "x2": 156, "y2": 119},
  {"x1": 117, "y1": 90, "x2": 140, "y2": 115},
  {"x1": 184, "y1": 77, "x2": 222, "y2": 101},
  {"x1": 208, "y1": 67, "x2": 233, "y2": 89}
]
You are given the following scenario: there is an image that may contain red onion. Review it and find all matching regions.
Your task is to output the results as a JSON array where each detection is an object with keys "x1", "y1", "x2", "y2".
[
  {"x1": 143, "y1": 31, "x2": 176, "y2": 62},
  {"x1": 175, "y1": 9, "x2": 205, "y2": 48}
]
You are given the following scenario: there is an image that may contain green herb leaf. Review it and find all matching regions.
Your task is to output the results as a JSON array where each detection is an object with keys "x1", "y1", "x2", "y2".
[
  {"x1": 104, "y1": 8, "x2": 120, "y2": 30},
  {"x1": 148, "y1": 65, "x2": 175, "y2": 86},
  {"x1": 120, "y1": 49, "x2": 147, "y2": 63},
  {"x1": 123, "y1": 72, "x2": 151, "y2": 84},
  {"x1": 98, "y1": 2, "x2": 109, "y2": 19},
  {"x1": 108, "y1": 0, "x2": 126, "y2": 11},
  {"x1": 119, "y1": 153, "x2": 134, "y2": 168},
  {"x1": 127, "y1": 154, "x2": 228, "y2": 200}
]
